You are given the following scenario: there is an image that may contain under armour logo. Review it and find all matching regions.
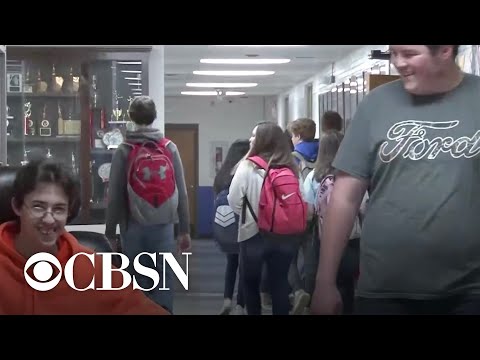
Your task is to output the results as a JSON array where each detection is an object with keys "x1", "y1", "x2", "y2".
[
  {"x1": 158, "y1": 165, "x2": 167, "y2": 180},
  {"x1": 142, "y1": 165, "x2": 168, "y2": 181},
  {"x1": 142, "y1": 167, "x2": 151, "y2": 181}
]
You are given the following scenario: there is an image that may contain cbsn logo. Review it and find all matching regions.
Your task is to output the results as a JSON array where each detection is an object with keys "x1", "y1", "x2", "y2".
[{"x1": 24, "y1": 252, "x2": 191, "y2": 292}]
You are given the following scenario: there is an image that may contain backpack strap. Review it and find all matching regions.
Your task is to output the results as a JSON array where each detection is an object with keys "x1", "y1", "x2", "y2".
[
  {"x1": 292, "y1": 151, "x2": 304, "y2": 165},
  {"x1": 241, "y1": 156, "x2": 265, "y2": 225},
  {"x1": 159, "y1": 137, "x2": 172, "y2": 148},
  {"x1": 241, "y1": 196, "x2": 258, "y2": 225},
  {"x1": 247, "y1": 155, "x2": 268, "y2": 170}
]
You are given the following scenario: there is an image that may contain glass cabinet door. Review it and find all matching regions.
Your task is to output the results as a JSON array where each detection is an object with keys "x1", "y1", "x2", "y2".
[
  {"x1": 6, "y1": 56, "x2": 83, "y2": 172},
  {"x1": 87, "y1": 58, "x2": 147, "y2": 224},
  {"x1": 4, "y1": 46, "x2": 151, "y2": 225}
]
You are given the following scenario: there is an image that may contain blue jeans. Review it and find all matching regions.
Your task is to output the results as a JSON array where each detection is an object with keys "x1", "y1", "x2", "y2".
[
  {"x1": 240, "y1": 233, "x2": 296, "y2": 315},
  {"x1": 224, "y1": 253, "x2": 245, "y2": 307},
  {"x1": 121, "y1": 222, "x2": 175, "y2": 313}
]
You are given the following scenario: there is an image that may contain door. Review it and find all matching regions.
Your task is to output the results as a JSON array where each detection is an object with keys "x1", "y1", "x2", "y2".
[{"x1": 165, "y1": 124, "x2": 199, "y2": 236}]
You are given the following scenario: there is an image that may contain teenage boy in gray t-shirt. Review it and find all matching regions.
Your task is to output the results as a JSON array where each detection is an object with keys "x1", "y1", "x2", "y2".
[{"x1": 311, "y1": 45, "x2": 480, "y2": 315}]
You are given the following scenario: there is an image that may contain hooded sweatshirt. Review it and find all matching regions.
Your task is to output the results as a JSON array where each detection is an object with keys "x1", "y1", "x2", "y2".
[
  {"x1": 294, "y1": 139, "x2": 319, "y2": 163},
  {"x1": 0, "y1": 221, "x2": 170, "y2": 315},
  {"x1": 105, "y1": 127, "x2": 190, "y2": 238}
]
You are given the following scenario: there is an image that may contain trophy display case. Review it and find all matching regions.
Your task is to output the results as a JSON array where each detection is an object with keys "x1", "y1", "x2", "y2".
[{"x1": 4, "y1": 46, "x2": 151, "y2": 224}]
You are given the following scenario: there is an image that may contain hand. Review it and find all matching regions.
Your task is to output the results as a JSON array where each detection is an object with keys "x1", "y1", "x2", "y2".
[
  {"x1": 310, "y1": 282, "x2": 343, "y2": 315},
  {"x1": 107, "y1": 237, "x2": 118, "y2": 252},
  {"x1": 177, "y1": 233, "x2": 192, "y2": 254}
]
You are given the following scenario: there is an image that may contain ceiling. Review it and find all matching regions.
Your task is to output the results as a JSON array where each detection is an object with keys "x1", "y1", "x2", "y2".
[{"x1": 164, "y1": 45, "x2": 366, "y2": 97}]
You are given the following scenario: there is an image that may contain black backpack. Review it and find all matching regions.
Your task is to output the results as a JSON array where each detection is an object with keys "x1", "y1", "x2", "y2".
[{"x1": 213, "y1": 188, "x2": 240, "y2": 254}]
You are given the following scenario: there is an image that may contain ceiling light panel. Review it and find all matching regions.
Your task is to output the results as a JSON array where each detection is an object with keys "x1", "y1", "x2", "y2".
[
  {"x1": 186, "y1": 82, "x2": 258, "y2": 88},
  {"x1": 215, "y1": 45, "x2": 307, "y2": 47},
  {"x1": 200, "y1": 58, "x2": 290, "y2": 65},
  {"x1": 118, "y1": 61, "x2": 142, "y2": 65},
  {"x1": 193, "y1": 70, "x2": 274, "y2": 76},
  {"x1": 181, "y1": 91, "x2": 245, "y2": 96}
]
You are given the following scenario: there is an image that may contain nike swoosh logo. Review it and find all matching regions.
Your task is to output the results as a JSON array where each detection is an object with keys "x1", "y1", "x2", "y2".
[{"x1": 281, "y1": 193, "x2": 295, "y2": 200}]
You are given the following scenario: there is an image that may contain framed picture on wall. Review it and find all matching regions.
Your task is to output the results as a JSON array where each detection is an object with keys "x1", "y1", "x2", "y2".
[{"x1": 210, "y1": 141, "x2": 230, "y2": 178}]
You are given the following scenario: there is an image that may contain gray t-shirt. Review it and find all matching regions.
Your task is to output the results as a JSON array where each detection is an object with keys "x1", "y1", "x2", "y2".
[{"x1": 333, "y1": 73, "x2": 480, "y2": 299}]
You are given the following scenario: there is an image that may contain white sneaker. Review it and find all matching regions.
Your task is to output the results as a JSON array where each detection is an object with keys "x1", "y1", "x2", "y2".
[
  {"x1": 261, "y1": 292, "x2": 272, "y2": 310},
  {"x1": 231, "y1": 305, "x2": 246, "y2": 315},
  {"x1": 291, "y1": 290, "x2": 310, "y2": 315},
  {"x1": 218, "y1": 298, "x2": 232, "y2": 315}
]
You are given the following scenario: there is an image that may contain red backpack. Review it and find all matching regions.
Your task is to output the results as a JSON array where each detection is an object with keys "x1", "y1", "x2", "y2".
[
  {"x1": 124, "y1": 138, "x2": 177, "y2": 225},
  {"x1": 243, "y1": 155, "x2": 307, "y2": 238}
]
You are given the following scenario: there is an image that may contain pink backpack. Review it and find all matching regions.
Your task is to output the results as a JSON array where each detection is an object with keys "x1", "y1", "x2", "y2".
[
  {"x1": 244, "y1": 156, "x2": 307, "y2": 237},
  {"x1": 315, "y1": 174, "x2": 335, "y2": 225},
  {"x1": 315, "y1": 174, "x2": 362, "y2": 239}
]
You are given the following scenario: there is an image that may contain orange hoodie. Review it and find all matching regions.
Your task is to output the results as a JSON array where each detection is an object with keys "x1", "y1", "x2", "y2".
[{"x1": 0, "y1": 221, "x2": 170, "y2": 315}]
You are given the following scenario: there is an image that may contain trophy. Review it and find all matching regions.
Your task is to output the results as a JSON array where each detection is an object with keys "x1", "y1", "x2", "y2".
[
  {"x1": 23, "y1": 68, "x2": 33, "y2": 93},
  {"x1": 71, "y1": 152, "x2": 78, "y2": 175},
  {"x1": 126, "y1": 96, "x2": 135, "y2": 131},
  {"x1": 112, "y1": 108, "x2": 122, "y2": 122},
  {"x1": 91, "y1": 74, "x2": 99, "y2": 108},
  {"x1": 62, "y1": 67, "x2": 79, "y2": 94},
  {"x1": 57, "y1": 102, "x2": 64, "y2": 135},
  {"x1": 34, "y1": 70, "x2": 47, "y2": 94},
  {"x1": 24, "y1": 101, "x2": 34, "y2": 136},
  {"x1": 63, "y1": 105, "x2": 80, "y2": 135},
  {"x1": 49, "y1": 64, "x2": 63, "y2": 93},
  {"x1": 39, "y1": 104, "x2": 52, "y2": 137},
  {"x1": 6, "y1": 105, "x2": 13, "y2": 136},
  {"x1": 73, "y1": 74, "x2": 80, "y2": 93},
  {"x1": 111, "y1": 90, "x2": 123, "y2": 122}
]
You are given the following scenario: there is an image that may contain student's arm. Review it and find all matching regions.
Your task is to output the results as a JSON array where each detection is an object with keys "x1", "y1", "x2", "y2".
[
  {"x1": 105, "y1": 147, "x2": 128, "y2": 241},
  {"x1": 227, "y1": 160, "x2": 249, "y2": 215},
  {"x1": 168, "y1": 142, "x2": 190, "y2": 236},
  {"x1": 316, "y1": 173, "x2": 368, "y2": 284},
  {"x1": 311, "y1": 97, "x2": 374, "y2": 315}
]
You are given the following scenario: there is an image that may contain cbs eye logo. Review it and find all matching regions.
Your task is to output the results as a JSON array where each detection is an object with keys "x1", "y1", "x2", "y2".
[{"x1": 24, "y1": 253, "x2": 62, "y2": 291}]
